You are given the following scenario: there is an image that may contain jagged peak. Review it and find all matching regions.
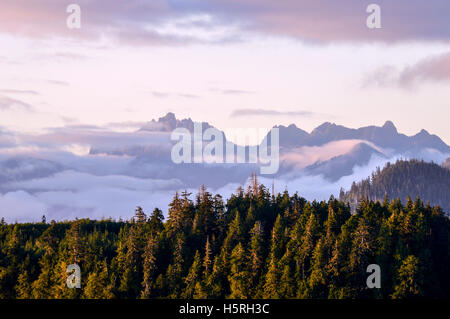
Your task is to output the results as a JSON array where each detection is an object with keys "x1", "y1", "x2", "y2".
[
  {"x1": 311, "y1": 122, "x2": 335, "y2": 133},
  {"x1": 318, "y1": 121, "x2": 334, "y2": 128},
  {"x1": 140, "y1": 112, "x2": 188, "y2": 132},
  {"x1": 139, "y1": 113, "x2": 215, "y2": 133},
  {"x1": 417, "y1": 128, "x2": 430, "y2": 136},
  {"x1": 274, "y1": 123, "x2": 299, "y2": 129},
  {"x1": 382, "y1": 120, "x2": 397, "y2": 132},
  {"x1": 159, "y1": 112, "x2": 176, "y2": 121}
]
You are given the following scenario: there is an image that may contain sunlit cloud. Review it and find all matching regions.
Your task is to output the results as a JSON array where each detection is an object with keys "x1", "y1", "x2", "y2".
[
  {"x1": 0, "y1": 95, "x2": 33, "y2": 111},
  {"x1": 1, "y1": 1, "x2": 449, "y2": 45},
  {"x1": 0, "y1": 89, "x2": 39, "y2": 95},
  {"x1": 230, "y1": 108, "x2": 319, "y2": 118},
  {"x1": 363, "y1": 52, "x2": 450, "y2": 89}
]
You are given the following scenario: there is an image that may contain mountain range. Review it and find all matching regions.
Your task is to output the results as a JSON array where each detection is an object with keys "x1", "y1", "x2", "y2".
[
  {"x1": 0, "y1": 112, "x2": 449, "y2": 221},
  {"x1": 96, "y1": 113, "x2": 449, "y2": 182}
]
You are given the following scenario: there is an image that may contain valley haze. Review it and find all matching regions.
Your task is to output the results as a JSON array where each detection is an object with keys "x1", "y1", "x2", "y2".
[{"x1": 0, "y1": 113, "x2": 448, "y2": 223}]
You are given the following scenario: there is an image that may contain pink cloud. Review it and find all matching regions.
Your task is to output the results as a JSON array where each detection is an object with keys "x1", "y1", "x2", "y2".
[
  {"x1": 280, "y1": 139, "x2": 384, "y2": 169},
  {"x1": 0, "y1": 0, "x2": 449, "y2": 45},
  {"x1": 363, "y1": 52, "x2": 450, "y2": 89},
  {"x1": 399, "y1": 52, "x2": 450, "y2": 87}
]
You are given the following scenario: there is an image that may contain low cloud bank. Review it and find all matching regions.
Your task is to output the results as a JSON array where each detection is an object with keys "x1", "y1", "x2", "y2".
[
  {"x1": 1, "y1": 150, "x2": 448, "y2": 223},
  {"x1": 0, "y1": 122, "x2": 448, "y2": 223}
]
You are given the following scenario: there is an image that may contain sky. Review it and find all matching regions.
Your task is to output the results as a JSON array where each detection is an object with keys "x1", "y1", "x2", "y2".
[{"x1": 1, "y1": 0, "x2": 450, "y2": 143}]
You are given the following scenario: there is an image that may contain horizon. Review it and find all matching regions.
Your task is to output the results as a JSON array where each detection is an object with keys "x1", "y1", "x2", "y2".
[{"x1": 2, "y1": 111, "x2": 448, "y2": 145}]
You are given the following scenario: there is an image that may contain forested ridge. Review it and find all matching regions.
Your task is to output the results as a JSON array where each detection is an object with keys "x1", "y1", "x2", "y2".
[
  {"x1": 1, "y1": 176, "x2": 449, "y2": 299},
  {"x1": 340, "y1": 159, "x2": 450, "y2": 213}
]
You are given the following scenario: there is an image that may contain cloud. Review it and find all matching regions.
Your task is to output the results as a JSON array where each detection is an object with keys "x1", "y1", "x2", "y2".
[
  {"x1": 1, "y1": 0, "x2": 449, "y2": 45},
  {"x1": 0, "y1": 95, "x2": 33, "y2": 111},
  {"x1": 0, "y1": 1, "x2": 239, "y2": 46},
  {"x1": 230, "y1": 108, "x2": 318, "y2": 118},
  {"x1": 361, "y1": 65, "x2": 399, "y2": 88},
  {"x1": 398, "y1": 52, "x2": 450, "y2": 87},
  {"x1": 5, "y1": 170, "x2": 181, "y2": 192},
  {"x1": 0, "y1": 186, "x2": 178, "y2": 223},
  {"x1": 260, "y1": 154, "x2": 389, "y2": 201},
  {"x1": 0, "y1": 191, "x2": 47, "y2": 222},
  {"x1": 280, "y1": 140, "x2": 385, "y2": 169},
  {"x1": 151, "y1": 91, "x2": 200, "y2": 99},
  {"x1": 105, "y1": 121, "x2": 148, "y2": 130},
  {"x1": 211, "y1": 89, "x2": 255, "y2": 95},
  {"x1": 0, "y1": 168, "x2": 184, "y2": 223},
  {"x1": 1, "y1": 148, "x2": 448, "y2": 223},
  {"x1": 0, "y1": 151, "x2": 187, "y2": 222},
  {"x1": 0, "y1": 129, "x2": 16, "y2": 149},
  {"x1": 196, "y1": 0, "x2": 450, "y2": 43},
  {"x1": 363, "y1": 52, "x2": 450, "y2": 89},
  {"x1": 177, "y1": 94, "x2": 200, "y2": 99},
  {"x1": 0, "y1": 89, "x2": 39, "y2": 96},
  {"x1": 46, "y1": 80, "x2": 70, "y2": 87},
  {"x1": 190, "y1": 150, "x2": 447, "y2": 213},
  {"x1": 53, "y1": 52, "x2": 89, "y2": 61},
  {"x1": 151, "y1": 91, "x2": 170, "y2": 99},
  {"x1": 0, "y1": 116, "x2": 448, "y2": 222},
  {"x1": 261, "y1": 148, "x2": 450, "y2": 202}
]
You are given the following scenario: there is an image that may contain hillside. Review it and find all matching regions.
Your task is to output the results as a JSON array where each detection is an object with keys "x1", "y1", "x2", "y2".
[
  {"x1": 1, "y1": 185, "x2": 449, "y2": 299},
  {"x1": 340, "y1": 159, "x2": 450, "y2": 213}
]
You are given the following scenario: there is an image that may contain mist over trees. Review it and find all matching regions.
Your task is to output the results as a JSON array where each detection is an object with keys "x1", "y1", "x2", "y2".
[
  {"x1": 1, "y1": 174, "x2": 449, "y2": 299},
  {"x1": 340, "y1": 159, "x2": 450, "y2": 214}
]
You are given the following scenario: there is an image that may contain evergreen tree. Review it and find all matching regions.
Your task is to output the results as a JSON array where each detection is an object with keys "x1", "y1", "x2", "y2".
[
  {"x1": 149, "y1": 208, "x2": 164, "y2": 236},
  {"x1": 166, "y1": 234, "x2": 185, "y2": 298},
  {"x1": 228, "y1": 243, "x2": 250, "y2": 299},
  {"x1": 208, "y1": 255, "x2": 225, "y2": 298},
  {"x1": 307, "y1": 238, "x2": 328, "y2": 298},
  {"x1": 15, "y1": 270, "x2": 32, "y2": 299},
  {"x1": 203, "y1": 237, "x2": 213, "y2": 277},
  {"x1": 84, "y1": 260, "x2": 114, "y2": 299},
  {"x1": 248, "y1": 221, "x2": 264, "y2": 296},
  {"x1": 392, "y1": 255, "x2": 424, "y2": 298},
  {"x1": 134, "y1": 206, "x2": 147, "y2": 224},
  {"x1": 184, "y1": 250, "x2": 202, "y2": 298},
  {"x1": 141, "y1": 236, "x2": 158, "y2": 298},
  {"x1": 263, "y1": 252, "x2": 280, "y2": 299}
]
